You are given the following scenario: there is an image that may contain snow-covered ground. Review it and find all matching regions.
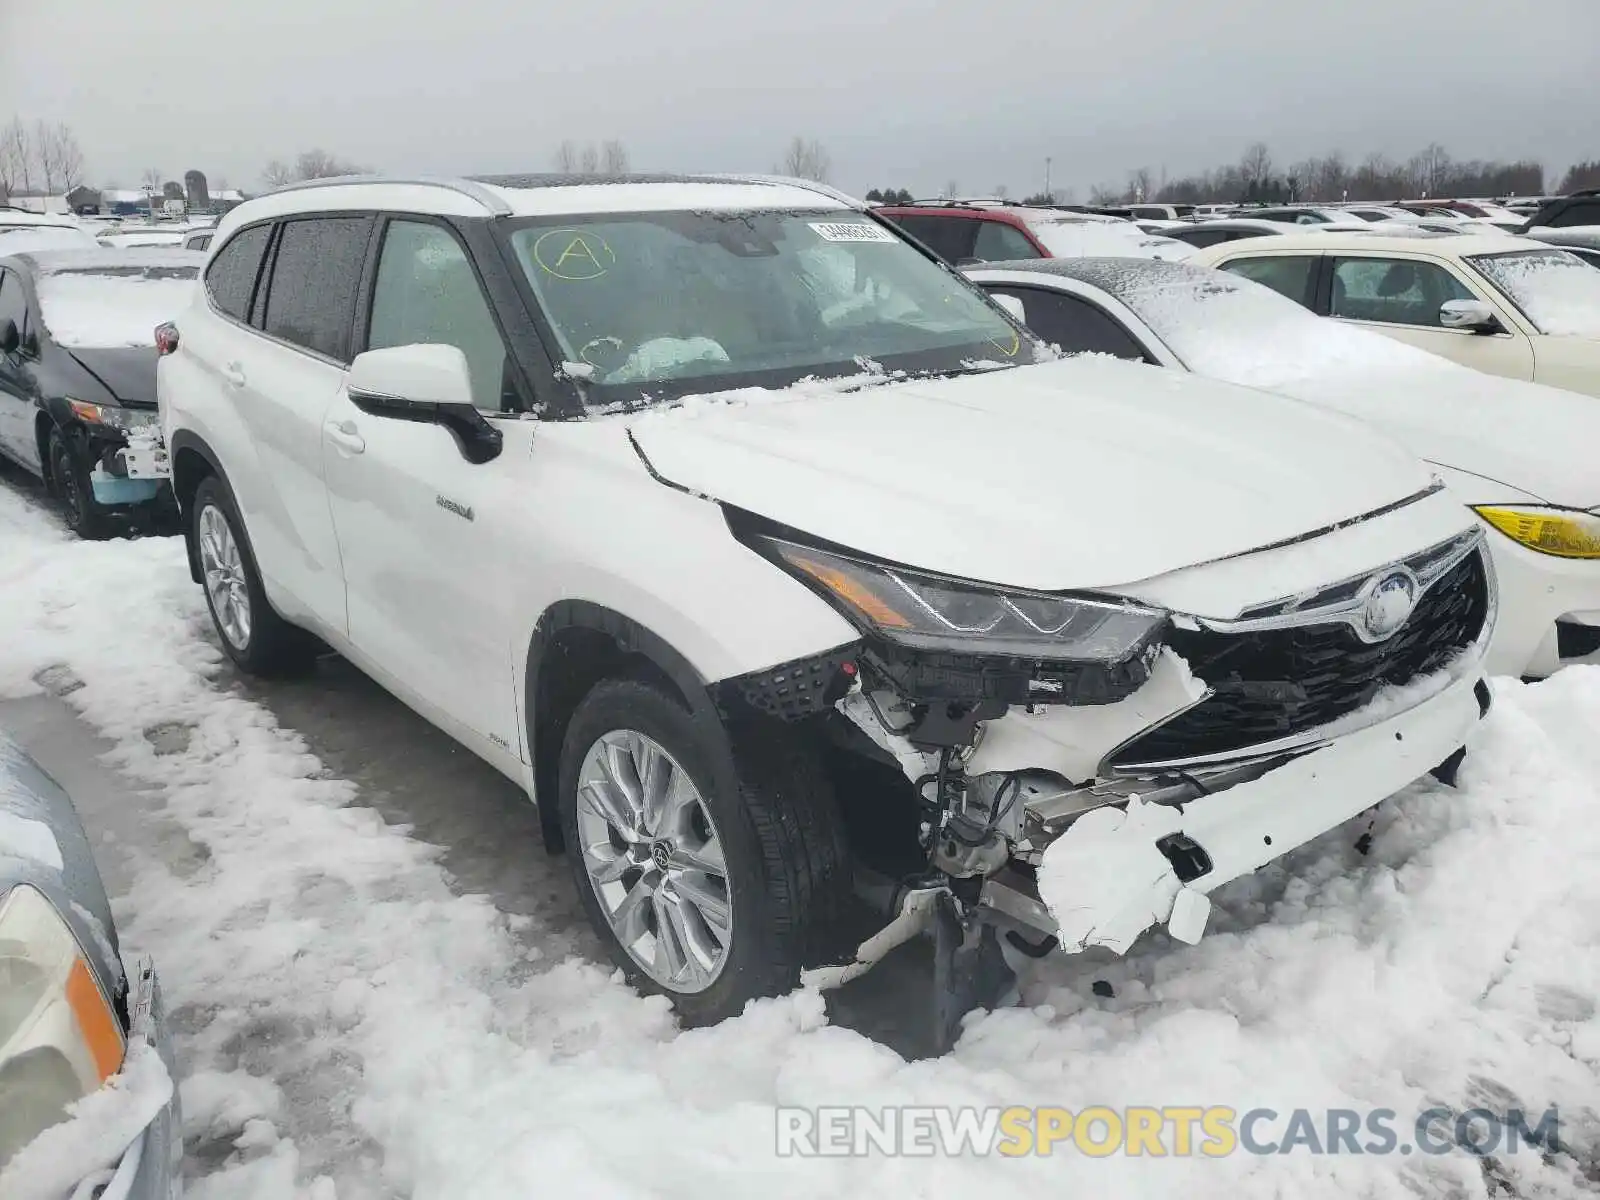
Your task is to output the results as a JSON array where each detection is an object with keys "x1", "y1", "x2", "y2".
[{"x1": 2, "y1": 477, "x2": 1599, "y2": 1198}]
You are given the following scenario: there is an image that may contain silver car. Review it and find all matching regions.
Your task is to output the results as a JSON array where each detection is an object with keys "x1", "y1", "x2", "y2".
[{"x1": 0, "y1": 730, "x2": 181, "y2": 1198}]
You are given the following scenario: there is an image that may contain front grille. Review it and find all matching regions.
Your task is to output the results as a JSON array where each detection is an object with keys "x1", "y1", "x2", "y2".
[{"x1": 1113, "y1": 547, "x2": 1489, "y2": 765}]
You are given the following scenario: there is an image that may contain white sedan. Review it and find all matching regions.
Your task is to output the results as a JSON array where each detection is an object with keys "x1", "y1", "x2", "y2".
[
  {"x1": 969, "y1": 257, "x2": 1600, "y2": 677},
  {"x1": 1186, "y1": 230, "x2": 1600, "y2": 397}
]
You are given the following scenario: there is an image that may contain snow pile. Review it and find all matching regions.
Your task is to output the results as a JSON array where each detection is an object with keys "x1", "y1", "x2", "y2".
[
  {"x1": 35, "y1": 272, "x2": 197, "y2": 348},
  {"x1": 0, "y1": 1040, "x2": 173, "y2": 1200},
  {"x1": 1, "y1": 487, "x2": 1599, "y2": 1197},
  {"x1": 1470, "y1": 250, "x2": 1600, "y2": 338}
]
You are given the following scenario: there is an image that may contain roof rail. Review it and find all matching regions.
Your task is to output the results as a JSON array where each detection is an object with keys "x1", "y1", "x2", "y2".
[
  {"x1": 706, "y1": 173, "x2": 866, "y2": 209},
  {"x1": 261, "y1": 174, "x2": 513, "y2": 216}
]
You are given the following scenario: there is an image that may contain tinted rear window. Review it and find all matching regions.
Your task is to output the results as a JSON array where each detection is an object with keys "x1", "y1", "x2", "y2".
[
  {"x1": 261, "y1": 216, "x2": 370, "y2": 361},
  {"x1": 205, "y1": 224, "x2": 271, "y2": 321}
]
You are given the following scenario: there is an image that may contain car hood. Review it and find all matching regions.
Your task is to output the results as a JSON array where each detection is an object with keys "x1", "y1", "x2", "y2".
[
  {"x1": 65, "y1": 347, "x2": 159, "y2": 408},
  {"x1": 627, "y1": 357, "x2": 1436, "y2": 592},
  {"x1": 1275, "y1": 366, "x2": 1600, "y2": 509}
]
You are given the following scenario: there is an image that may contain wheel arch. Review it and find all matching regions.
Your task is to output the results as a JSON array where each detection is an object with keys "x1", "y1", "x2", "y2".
[
  {"x1": 168, "y1": 430, "x2": 226, "y2": 583},
  {"x1": 524, "y1": 600, "x2": 732, "y2": 853}
]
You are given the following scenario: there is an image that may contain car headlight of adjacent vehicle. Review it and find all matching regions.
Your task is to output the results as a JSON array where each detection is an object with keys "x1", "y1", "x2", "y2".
[
  {"x1": 1474, "y1": 505, "x2": 1600, "y2": 560},
  {"x1": 66, "y1": 399, "x2": 160, "y2": 434},
  {"x1": 0, "y1": 884, "x2": 126, "y2": 1169},
  {"x1": 759, "y1": 537, "x2": 1168, "y2": 664}
]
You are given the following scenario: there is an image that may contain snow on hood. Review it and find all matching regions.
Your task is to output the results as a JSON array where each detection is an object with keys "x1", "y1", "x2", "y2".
[
  {"x1": 1100, "y1": 261, "x2": 1600, "y2": 507},
  {"x1": 627, "y1": 356, "x2": 1434, "y2": 592}
]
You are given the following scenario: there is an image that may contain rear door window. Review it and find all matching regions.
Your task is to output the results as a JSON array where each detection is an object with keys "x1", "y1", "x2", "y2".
[
  {"x1": 882, "y1": 214, "x2": 978, "y2": 264},
  {"x1": 204, "y1": 223, "x2": 271, "y2": 322},
  {"x1": 1217, "y1": 255, "x2": 1319, "y2": 308},
  {"x1": 260, "y1": 216, "x2": 372, "y2": 361}
]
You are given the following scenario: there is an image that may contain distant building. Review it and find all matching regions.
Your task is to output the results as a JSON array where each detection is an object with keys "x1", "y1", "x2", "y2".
[{"x1": 4, "y1": 190, "x2": 70, "y2": 215}]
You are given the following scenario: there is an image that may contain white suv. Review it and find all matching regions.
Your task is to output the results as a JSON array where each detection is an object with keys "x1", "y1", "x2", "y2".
[{"x1": 156, "y1": 174, "x2": 1495, "y2": 1041}]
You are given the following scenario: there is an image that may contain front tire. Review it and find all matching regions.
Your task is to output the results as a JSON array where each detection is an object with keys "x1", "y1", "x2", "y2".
[
  {"x1": 558, "y1": 678, "x2": 850, "y2": 1024},
  {"x1": 191, "y1": 475, "x2": 314, "y2": 676},
  {"x1": 49, "y1": 428, "x2": 110, "y2": 540}
]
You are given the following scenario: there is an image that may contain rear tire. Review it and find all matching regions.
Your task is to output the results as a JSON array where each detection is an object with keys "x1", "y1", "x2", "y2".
[
  {"x1": 49, "y1": 428, "x2": 110, "y2": 540},
  {"x1": 558, "y1": 678, "x2": 850, "y2": 1024},
  {"x1": 191, "y1": 475, "x2": 315, "y2": 676}
]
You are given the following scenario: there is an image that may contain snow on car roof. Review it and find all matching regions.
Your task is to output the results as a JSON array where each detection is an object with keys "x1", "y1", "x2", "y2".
[
  {"x1": 217, "y1": 174, "x2": 854, "y2": 239},
  {"x1": 1197, "y1": 229, "x2": 1528, "y2": 256}
]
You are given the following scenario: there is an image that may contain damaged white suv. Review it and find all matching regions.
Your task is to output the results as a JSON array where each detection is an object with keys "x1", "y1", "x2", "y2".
[{"x1": 155, "y1": 174, "x2": 1495, "y2": 1044}]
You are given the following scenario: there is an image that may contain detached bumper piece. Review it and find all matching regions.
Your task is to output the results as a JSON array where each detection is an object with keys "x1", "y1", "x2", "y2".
[{"x1": 90, "y1": 443, "x2": 168, "y2": 507}]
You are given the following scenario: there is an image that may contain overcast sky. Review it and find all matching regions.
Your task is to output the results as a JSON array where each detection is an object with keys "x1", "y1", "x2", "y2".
[{"x1": 4, "y1": 0, "x2": 1599, "y2": 198}]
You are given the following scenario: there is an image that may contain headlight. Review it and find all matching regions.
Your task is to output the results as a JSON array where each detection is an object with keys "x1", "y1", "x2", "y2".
[
  {"x1": 66, "y1": 399, "x2": 159, "y2": 434},
  {"x1": 761, "y1": 537, "x2": 1167, "y2": 664},
  {"x1": 0, "y1": 885, "x2": 125, "y2": 1170},
  {"x1": 1474, "y1": 506, "x2": 1600, "y2": 560}
]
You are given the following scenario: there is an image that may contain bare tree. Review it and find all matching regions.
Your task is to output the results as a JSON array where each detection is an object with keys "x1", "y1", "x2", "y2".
[
  {"x1": 260, "y1": 159, "x2": 293, "y2": 188},
  {"x1": 601, "y1": 139, "x2": 630, "y2": 174},
  {"x1": 943, "y1": 178, "x2": 960, "y2": 198},
  {"x1": 140, "y1": 166, "x2": 163, "y2": 194},
  {"x1": 553, "y1": 140, "x2": 579, "y2": 172},
  {"x1": 993, "y1": 183, "x2": 1008, "y2": 200},
  {"x1": 781, "y1": 136, "x2": 832, "y2": 184},
  {"x1": 579, "y1": 142, "x2": 600, "y2": 174},
  {"x1": 1088, "y1": 182, "x2": 1121, "y2": 205},
  {"x1": 1240, "y1": 141, "x2": 1273, "y2": 188},
  {"x1": 294, "y1": 149, "x2": 364, "y2": 180},
  {"x1": 1410, "y1": 142, "x2": 1451, "y2": 198},
  {"x1": 46, "y1": 123, "x2": 84, "y2": 191},
  {"x1": 1, "y1": 119, "x2": 36, "y2": 196}
]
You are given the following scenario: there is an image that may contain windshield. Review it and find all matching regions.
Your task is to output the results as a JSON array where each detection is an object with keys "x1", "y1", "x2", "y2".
[
  {"x1": 37, "y1": 264, "x2": 199, "y2": 348},
  {"x1": 1468, "y1": 249, "x2": 1600, "y2": 337},
  {"x1": 1076, "y1": 259, "x2": 1438, "y2": 387},
  {"x1": 503, "y1": 209, "x2": 1039, "y2": 404}
]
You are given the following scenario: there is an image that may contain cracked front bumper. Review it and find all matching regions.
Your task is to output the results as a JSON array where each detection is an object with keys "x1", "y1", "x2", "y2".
[{"x1": 989, "y1": 665, "x2": 1490, "y2": 955}]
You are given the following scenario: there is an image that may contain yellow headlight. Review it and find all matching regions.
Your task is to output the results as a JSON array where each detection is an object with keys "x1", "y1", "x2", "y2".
[{"x1": 1474, "y1": 506, "x2": 1600, "y2": 560}]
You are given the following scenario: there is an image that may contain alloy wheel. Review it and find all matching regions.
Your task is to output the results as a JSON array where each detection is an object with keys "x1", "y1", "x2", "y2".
[
  {"x1": 574, "y1": 729, "x2": 732, "y2": 993},
  {"x1": 197, "y1": 504, "x2": 252, "y2": 650}
]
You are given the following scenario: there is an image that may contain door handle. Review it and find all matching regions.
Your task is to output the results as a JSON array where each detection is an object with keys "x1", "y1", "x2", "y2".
[
  {"x1": 325, "y1": 419, "x2": 366, "y2": 455},
  {"x1": 222, "y1": 363, "x2": 247, "y2": 388}
]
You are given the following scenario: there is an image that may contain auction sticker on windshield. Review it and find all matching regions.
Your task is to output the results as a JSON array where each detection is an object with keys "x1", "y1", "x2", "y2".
[{"x1": 810, "y1": 222, "x2": 897, "y2": 243}]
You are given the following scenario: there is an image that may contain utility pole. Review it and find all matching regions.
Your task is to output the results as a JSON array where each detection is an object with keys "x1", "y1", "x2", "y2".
[{"x1": 1044, "y1": 157, "x2": 1052, "y2": 201}]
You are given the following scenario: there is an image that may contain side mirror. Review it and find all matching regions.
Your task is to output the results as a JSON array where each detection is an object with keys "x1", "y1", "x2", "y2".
[
  {"x1": 346, "y1": 344, "x2": 503, "y2": 464},
  {"x1": 1439, "y1": 299, "x2": 1502, "y2": 334},
  {"x1": 0, "y1": 318, "x2": 17, "y2": 356},
  {"x1": 990, "y1": 293, "x2": 1027, "y2": 323}
]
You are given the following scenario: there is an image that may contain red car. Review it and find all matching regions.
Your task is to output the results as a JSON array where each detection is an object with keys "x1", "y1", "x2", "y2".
[{"x1": 874, "y1": 201, "x2": 1191, "y2": 265}]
